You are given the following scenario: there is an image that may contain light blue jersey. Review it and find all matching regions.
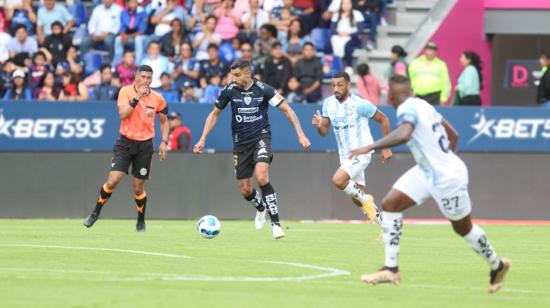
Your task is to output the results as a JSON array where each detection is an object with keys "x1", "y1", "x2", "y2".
[{"x1": 322, "y1": 94, "x2": 378, "y2": 156}]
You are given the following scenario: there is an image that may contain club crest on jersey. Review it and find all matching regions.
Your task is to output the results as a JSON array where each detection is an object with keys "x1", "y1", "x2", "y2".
[{"x1": 244, "y1": 96, "x2": 252, "y2": 105}]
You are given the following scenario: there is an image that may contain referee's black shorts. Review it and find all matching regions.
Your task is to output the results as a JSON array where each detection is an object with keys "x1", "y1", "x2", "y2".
[{"x1": 110, "y1": 135, "x2": 154, "y2": 180}]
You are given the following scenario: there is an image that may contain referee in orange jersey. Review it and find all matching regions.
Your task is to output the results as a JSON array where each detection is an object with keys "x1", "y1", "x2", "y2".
[{"x1": 83, "y1": 65, "x2": 169, "y2": 232}]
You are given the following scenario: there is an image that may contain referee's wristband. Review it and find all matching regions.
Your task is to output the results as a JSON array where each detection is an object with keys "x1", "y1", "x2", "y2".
[{"x1": 130, "y1": 97, "x2": 139, "y2": 108}]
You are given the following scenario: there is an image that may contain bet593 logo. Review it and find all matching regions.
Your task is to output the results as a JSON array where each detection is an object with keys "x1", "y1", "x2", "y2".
[
  {"x1": 0, "y1": 112, "x2": 105, "y2": 139},
  {"x1": 468, "y1": 111, "x2": 550, "y2": 143}
]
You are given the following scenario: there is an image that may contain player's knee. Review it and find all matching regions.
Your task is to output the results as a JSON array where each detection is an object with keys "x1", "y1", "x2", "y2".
[
  {"x1": 381, "y1": 196, "x2": 399, "y2": 212},
  {"x1": 239, "y1": 186, "x2": 252, "y2": 198},
  {"x1": 255, "y1": 173, "x2": 270, "y2": 186},
  {"x1": 332, "y1": 174, "x2": 347, "y2": 190},
  {"x1": 104, "y1": 180, "x2": 117, "y2": 191},
  {"x1": 132, "y1": 183, "x2": 144, "y2": 196}
]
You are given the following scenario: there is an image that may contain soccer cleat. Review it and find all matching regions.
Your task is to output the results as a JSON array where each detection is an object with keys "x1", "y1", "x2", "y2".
[
  {"x1": 83, "y1": 212, "x2": 99, "y2": 228},
  {"x1": 361, "y1": 194, "x2": 377, "y2": 224},
  {"x1": 488, "y1": 258, "x2": 511, "y2": 294},
  {"x1": 136, "y1": 221, "x2": 146, "y2": 232},
  {"x1": 255, "y1": 209, "x2": 267, "y2": 230},
  {"x1": 272, "y1": 224, "x2": 285, "y2": 239},
  {"x1": 361, "y1": 267, "x2": 401, "y2": 285}
]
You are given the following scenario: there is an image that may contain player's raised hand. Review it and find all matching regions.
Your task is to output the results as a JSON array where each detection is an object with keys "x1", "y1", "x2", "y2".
[
  {"x1": 312, "y1": 110, "x2": 323, "y2": 128},
  {"x1": 159, "y1": 141, "x2": 168, "y2": 161},
  {"x1": 299, "y1": 134, "x2": 311, "y2": 151},
  {"x1": 380, "y1": 148, "x2": 392, "y2": 164},
  {"x1": 193, "y1": 139, "x2": 205, "y2": 153}
]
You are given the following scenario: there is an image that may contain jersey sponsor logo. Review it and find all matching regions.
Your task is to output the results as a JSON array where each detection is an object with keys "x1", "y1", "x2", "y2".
[
  {"x1": 469, "y1": 111, "x2": 550, "y2": 143},
  {"x1": 235, "y1": 114, "x2": 263, "y2": 123},
  {"x1": 257, "y1": 148, "x2": 268, "y2": 155},
  {"x1": 238, "y1": 107, "x2": 259, "y2": 114},
  {"x1": 0, "y1": 111, "x2": 105, "y2": 139}
]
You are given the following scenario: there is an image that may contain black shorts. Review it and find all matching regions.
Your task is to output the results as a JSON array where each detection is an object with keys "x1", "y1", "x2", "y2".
[
  {"x1": 233, "y1": 137, "x2": 273, "y2": 180},
  {"x1": 111, "y1": 136, "x2": 154, "y2": 180}
]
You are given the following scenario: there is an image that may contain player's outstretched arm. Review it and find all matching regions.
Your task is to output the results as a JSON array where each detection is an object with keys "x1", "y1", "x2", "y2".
[
  {"x1": 312, "y1": 110, "x2": 331, "y2": 136},
  {"x1": 442, "y1": 118, "x2": 459, "y2": 152},
  {"x1": 158, "y1": 112, "x2": 169, "y2": 161},
  {"x1": 193, "y1": 106, "x2": 222, "y2": 153},
  {"x1": 372, "y1": 110, "x2": 392, "y2": 163},
  {"x1": 349, "y1": 123, "x2": 414, "y2": 159},
  {"x1": 277, "y1": 100, "x2": 311, "y2": 150}
]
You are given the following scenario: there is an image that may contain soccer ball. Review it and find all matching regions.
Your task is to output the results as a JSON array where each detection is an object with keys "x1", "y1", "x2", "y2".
[{"x1": 197, "y1": 215, "x2": 221, "y2": 239}]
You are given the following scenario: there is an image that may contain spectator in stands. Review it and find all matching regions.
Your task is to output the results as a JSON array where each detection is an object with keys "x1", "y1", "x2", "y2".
[
  {"x1": 214, "y1": 0, "x2": 242, "y2": 42},
  {"x1": 140, "y1": 41, "x2": 170, "y2": 88},
  {"x1": 286, "y1": 76, "x2": 305, "y2": 103},
  {"x1": 199, "y1": 43, "x2": 228, "y2": 88},
  {"x1": 356, "y1": 62, "x2": 381, "y2": 104},
  {"x1": 294, "y1": 42, "x2": 323, "y2": 103},
  {"x1": 180, "y1": 81, "x2": 198, "y2": 103},
  {"x1": 537, "y1": 50, "x2": 550, "y2": 107},
  {"x1": 173, "y1": 42, "x2": 199, "y2": 89},
  {"x1": 274, "y1": 7, "x2": 293, "y2": 41},
  {"x1": 160, "y1": 18, "x2": 189, "y2": 61},
  {"x1": 150, "y1": 0, "x2": 188, "y2": 37},
  {"x1": 408, "y1": 42, "x2": 451, "y2": 105},
  {"x1": 282, "y1": 19, "x2": 307, "y2": 64},
  {"x1": 113, "y1": 0, "x2": 148, "y2": 65},
  {"x1": 242, "y1": 0, "x2": 269, "y2": 34},
  {"x1": 351, "y1": 0, "x2": 380, "y2": 50},
  {"x1": 80, "y1": 0, "x2": 122, "y2": 60},
  {"x1": 258, "y1": 41, "x2": 292, "y2": 94},
  {"x1": 254, "y1": 24, "x2": 278, "y2": 65},
  {"x1": 54, "y1": 46, "x2": 84, "y2": 77},
  {"x1": 93, "y1": 64, "x2": 119, "y2": 101},
  {"x1": 7, "y1": 24, "x2": 37, "y2": 61},
  {"x1": 43, "y1": 21, "x2": 73, "y2": 67},
  {"x1": 455, "y1": 51, "x2": 482, "y2": 106},
  {"x1": 2, "y1": 69, "x2": 31, "y2": 100},
  {"x1": 200, "y1": 74, "x2": 222, "y2": 103},
  {"x1": 158, "y1": 72, "x2": 180, "y2": 103},
  {"x1": 36, "y1": 0, "x2": 74, "y2": 44},
  {"x1": 235, "y1": 41, "x2": 259, "y2": 77},
  {"x1": 0, "y1": 59, "x2": 16, "y2": 96},
  {"x1": 116, "y1": 50, "x2": 137, "y2": 86},
  {"x1": 387, "y1": 45, "x2": 408, "y2": 79},
  {"x1": 0, "y1": 8, "x2": 7, "y2": 34},
  {"x1": 272, "y1": 0, "x2": 303, "y2": 19},
  {"x1": 35, "y1": 71, "x2": 59, "y2": 100},
  {"x1": 6, "y1": 0, "x2": 36, "y2": 36},
  {"x1": 192, "y1": 15, "x2": 221, "y2": 61},
  {"x1": 330, "y1": 0, "x2": 364, "y2": 72},
  {"x1": 0, "y1": 28, "x2": 11, "y2": 63},
  {"x1": 167, "y1": 111, "x2": 192, "y2": 151},
  {"x1": 59, "y1": 72, "x2": 88, "y2": 101},
  {"x1": 295, "y1": 0, "x2": 319, "y2": 34},
  {"x1": 29, "y1": 51, "x2": 51, "y2": 89}
]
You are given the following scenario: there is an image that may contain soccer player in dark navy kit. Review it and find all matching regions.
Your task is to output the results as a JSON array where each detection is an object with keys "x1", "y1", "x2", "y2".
[{"x1": 194, "y1": 60, "x2": 311, "y2": 239}]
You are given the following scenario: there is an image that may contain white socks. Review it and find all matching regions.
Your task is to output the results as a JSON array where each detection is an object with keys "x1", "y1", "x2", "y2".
[
  {"x1": 343, "y1": 180, "x2": 368, "y2": 204},
  {"x1": 463, "y1": 224, "x2": 500, "y2": 270},
  {"x1": 382, "y1": 212, "x2": 403, "y2": 268}
]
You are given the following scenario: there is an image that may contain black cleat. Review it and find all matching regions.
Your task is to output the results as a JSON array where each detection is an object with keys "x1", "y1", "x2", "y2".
[
  {"x1": 136, "y1": 222, "x2": 146, "y2": 232},
  {"x1": 83, "y1": 212, "x2": 99, "y2": 228}
]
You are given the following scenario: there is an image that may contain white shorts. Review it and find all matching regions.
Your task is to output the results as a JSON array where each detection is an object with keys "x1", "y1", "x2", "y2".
[
  {"x1": 392, "y1": 166, "x2": 472, "y2": 221},
  {"x1": 339, "y1": 154, "x2": 371, "y2": 186}
]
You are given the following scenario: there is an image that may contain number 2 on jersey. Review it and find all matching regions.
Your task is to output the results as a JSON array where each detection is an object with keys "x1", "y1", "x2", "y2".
[{"x1": 432, "y1": 121, "x2": 450, "y2": 153}]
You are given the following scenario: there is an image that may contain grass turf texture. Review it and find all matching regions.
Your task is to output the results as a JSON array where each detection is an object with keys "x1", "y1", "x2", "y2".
[{"x1": 0, "y1": 219, "x2": 549, "y2": 308}]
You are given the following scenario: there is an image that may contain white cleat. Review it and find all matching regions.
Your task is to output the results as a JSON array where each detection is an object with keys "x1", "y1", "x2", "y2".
[
  {"x1": 272, "y1": 225, "x2": 285, "y2": 239},
  {"x1": 255, "y1": 209, "x2": 266, "y2": 230}
]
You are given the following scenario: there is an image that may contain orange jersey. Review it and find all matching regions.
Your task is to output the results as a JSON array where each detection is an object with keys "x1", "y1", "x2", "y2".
[{"x1": 117, "y1": 85, "x2": 167, "y2": 141}]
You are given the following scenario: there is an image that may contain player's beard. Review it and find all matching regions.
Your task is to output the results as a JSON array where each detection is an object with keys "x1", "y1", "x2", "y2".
[{"x1": 335, "y1": 90, "x2": 348, "y2": 101}]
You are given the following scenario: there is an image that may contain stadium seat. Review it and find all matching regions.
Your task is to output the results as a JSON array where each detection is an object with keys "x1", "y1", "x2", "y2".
[
  {"x1": 219, "y1": 42, "x2": 236, "y2": 64},
  {"x1": 310, "y1": 28, "x2": 332, "y2": 53},
  {"x1": 322, "y1": 55, "x2": 343, "y2": 79},
  {"x1": 69, "y1": 2, "x2": 88, "y2": 27},
  {"x1": 83, "y1": 52, "x2": 104, "y2": 77}
]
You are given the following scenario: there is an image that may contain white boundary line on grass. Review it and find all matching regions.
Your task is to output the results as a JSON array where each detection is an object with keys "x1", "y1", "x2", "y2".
[{"x1": 4, "y1": 244, "x2": 350, "y2": 282}]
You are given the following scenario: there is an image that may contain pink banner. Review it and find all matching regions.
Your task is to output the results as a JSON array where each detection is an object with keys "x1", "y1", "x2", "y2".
[{"x1": 485, "y1": 0, "x2": 550, "y2": 9}]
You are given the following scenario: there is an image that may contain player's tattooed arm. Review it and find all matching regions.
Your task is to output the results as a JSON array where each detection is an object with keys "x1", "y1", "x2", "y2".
[
  {"x1": 277, "y1": 100, "x2": 311, "y2": 150},
  {"x1": 349, "y1": 123, "x2": 414, "y2": 159},
  {"x1": 441, "y1": 119, "x2": 459, "y2": 152},
  {"x1": 194, "y1": 106, "x2": 222, "y2": 153},
  {"x1": 372, "y1": 110, "x2": 392, "y2": 163},
  {"x1": 312, "y1": 110, "x2": 330, "y2": 136}
]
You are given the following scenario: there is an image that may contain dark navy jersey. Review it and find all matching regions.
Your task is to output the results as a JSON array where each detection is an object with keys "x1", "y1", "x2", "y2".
[{"x1": 215, "y1": 79, "x2": 284, "y2": 145}]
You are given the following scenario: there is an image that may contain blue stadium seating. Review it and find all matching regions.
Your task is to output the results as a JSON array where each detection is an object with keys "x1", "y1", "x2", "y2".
[
  {"x1": 83, "y1": 52, "x2": 104, "y2": 77},
  {"x1": 310, "y1": 28, "x2": 332, "y2": 53}
]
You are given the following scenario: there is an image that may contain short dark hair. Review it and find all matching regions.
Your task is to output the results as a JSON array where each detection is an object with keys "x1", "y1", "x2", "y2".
[
  {"x1": 389, "y1": 75, "x2": 411, "y2": 85},
  {"x1": 391, "y1": 45, "x2": 407, "y2": 58},
  {"x1": 14, "y1": 24, "x2": 27, "y2": 33},
  {"x1": 160, "y1": 72, "x2": 171, "y2": 79},
  {"x1": 356, "y1": 63, "x2": 370, "y2": 76},
  {"x1": 303, "y1": 42, "x2": 315, "y2": 49},
  {"x1": 260, "y1": 24, "x2": 278, "y2": 38},
  {"x1": 272, "y1": 41, "x2": 282, "y2": 49},
  {"x1": 137, "y1": 65, "x2": 153, "y2": 74},
  {"x1": 332, "y1": 71, "x2": 350, "y2": 82},
  {"x1": 205, "y1": 14, "x2": 218, "y2": 23},
  {"x1": 207, "y1": 43, "x2": 219, "y2": 51},
  {"x1": 100, "y1": 64, "x2": 112, "y2": 73},
  {"x1": 230, "y1": 59, "x2": 251, "y2": 71}
]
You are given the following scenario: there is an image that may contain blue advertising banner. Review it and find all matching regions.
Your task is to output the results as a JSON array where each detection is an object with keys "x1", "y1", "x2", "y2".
[{"x1": 0, "y1": 101, "x2": 549, "y2": 152}]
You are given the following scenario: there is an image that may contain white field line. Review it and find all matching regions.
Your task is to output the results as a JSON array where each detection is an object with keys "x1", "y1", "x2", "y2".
[{"x1": 3, "y1": 244, "x2": 350, "y2": 282}]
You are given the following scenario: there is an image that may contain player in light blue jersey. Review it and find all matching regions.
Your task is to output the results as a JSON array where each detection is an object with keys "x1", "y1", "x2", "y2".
[
  {"x1": 349, "y1": 75, "x2": 510, "y2": 293},
  {"x1": 312, "y1": 72, "x2": 392, "y2": 223}
]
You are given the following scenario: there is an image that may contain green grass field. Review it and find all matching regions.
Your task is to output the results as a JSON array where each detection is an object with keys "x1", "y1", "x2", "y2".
[{"x1": 1, "y1": 219, "x2": 549, "y2": 308}]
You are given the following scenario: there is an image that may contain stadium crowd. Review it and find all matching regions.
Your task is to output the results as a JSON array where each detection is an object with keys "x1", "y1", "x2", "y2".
[{"x1": 0, "y1": 0, "x2": 393, "y2": 104}]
